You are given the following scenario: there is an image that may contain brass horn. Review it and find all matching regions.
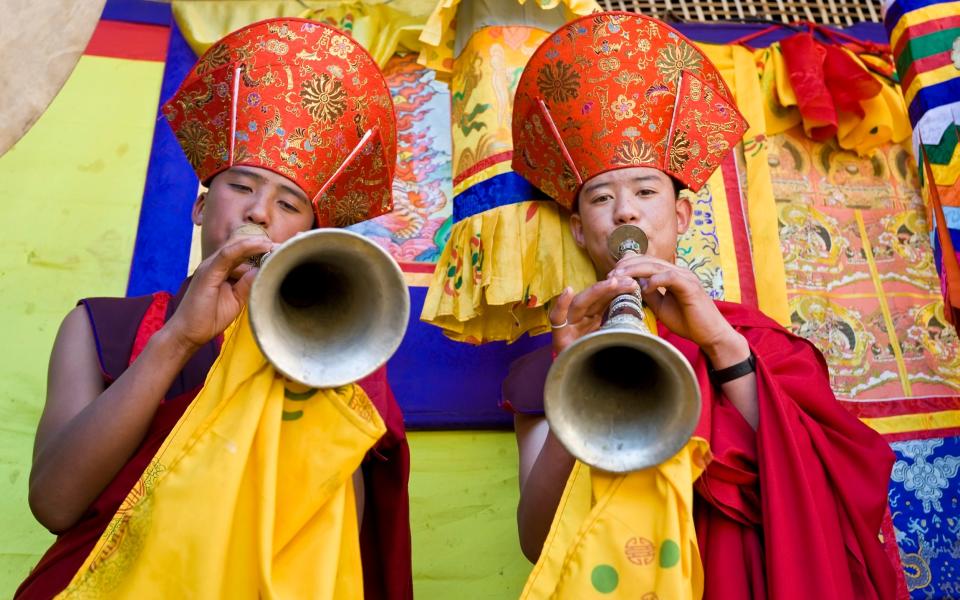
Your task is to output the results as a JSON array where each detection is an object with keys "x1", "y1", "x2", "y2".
[
  {"x1": 242, "y1": 225, "x2": 410, "y2": 388},
  {"x1": 544, "y1": 224, "x2": 701, "y2": 472}
]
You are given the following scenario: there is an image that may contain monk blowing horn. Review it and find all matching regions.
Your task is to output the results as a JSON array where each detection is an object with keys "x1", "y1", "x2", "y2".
[
  {"x1": 236, "y1": 224, "x2": 410, "y2": 389},
  {"x1": 544, "y1": 224, "x2": 701, "y2": 472}
]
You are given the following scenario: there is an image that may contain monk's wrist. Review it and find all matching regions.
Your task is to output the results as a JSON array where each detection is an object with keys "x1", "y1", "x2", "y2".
[
  {"x1": 150, "y1": 324, "x2": 202, "y2": 364},
  {"x1": 702, "y1": 330, "x2": 751, "y2": 370}
]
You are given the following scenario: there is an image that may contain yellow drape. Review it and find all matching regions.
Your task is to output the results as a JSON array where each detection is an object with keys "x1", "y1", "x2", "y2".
[
  {"x1": 58, "y1": 312, "x2": 385, "y2": 599},
  {"x1": 417, "y1": 0, "x2": 598, "y2": 75},
  {"x1": 701, "y1": 43, "x2": 792, "y2": 326},
  {"x1": 172, "y1": 0, "x2": 435, "y2": 67},
  {"x1": 521, "y1": 444, "x2": 709, "y2": 599}
]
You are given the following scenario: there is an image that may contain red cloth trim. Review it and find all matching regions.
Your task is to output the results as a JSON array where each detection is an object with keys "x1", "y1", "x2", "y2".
[
  {"x1": 882, "y1": 427, "x2": 960, "y2": 443},
  {"x1": 779, "y1": 32, "x2": 880, "y2": 139},
  {"x1": 821, "y1": 44, "x2": 882, "y2": 118},
  {"x1": 84, "y1": 20, "x2": 170, "y2": 62},
  {"x1": 780, "y1": 33, "x2": 838, "y2": 141},
  {"x1": 398, "y1": 261, "x2": 437, "y2": 273},
  {"x1": 128, "y1": 292, "x2": 171, "y2": 367},
  {"x1": 720, "y1": 153, "x2": 759, "y2": 309},
  {"x1": 840, "y1": 396, "x2": 960, "y2": 418},
  {"x1": 452, "y1": 151, "x2": 514, "y2": 186}
]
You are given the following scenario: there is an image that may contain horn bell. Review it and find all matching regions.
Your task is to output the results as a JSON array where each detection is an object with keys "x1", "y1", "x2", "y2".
[
  {"x1": 248, "y1": 228, "x2": 410, "y2": 388},
  {"x1": 544, "y1": 328, "x2": 702, "y2": 473}
]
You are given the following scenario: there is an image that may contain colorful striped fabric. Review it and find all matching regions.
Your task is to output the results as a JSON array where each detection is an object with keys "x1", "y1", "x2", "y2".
[{"x1": 886, "y1": 0, "x2": 960, "y2": 339}]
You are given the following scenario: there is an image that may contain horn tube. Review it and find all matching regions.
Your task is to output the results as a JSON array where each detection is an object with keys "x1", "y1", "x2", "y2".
[{"x1": 544, "y1": 225, "x2": 701, "y2": 472}]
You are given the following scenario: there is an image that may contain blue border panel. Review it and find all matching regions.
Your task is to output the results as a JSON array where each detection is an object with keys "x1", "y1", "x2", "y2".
[
  {"x1": 388, "y1": 287, "x2": 550, "y2": 429},
  {"x1": 453, "y1": 172, "x2": 547, "y2": 222},
  {"x1": 126, "y1": 22, "x2": 199, "y2": 296},
  {"x1": 102, "y1": 0, "x2": 172, "y2": 27},
  {"x1": 675, "y1": 22, "x2": 889, "y2": 46},
  {"x1": 908, "y1": 79, "x2": 960, "y2": 126}
]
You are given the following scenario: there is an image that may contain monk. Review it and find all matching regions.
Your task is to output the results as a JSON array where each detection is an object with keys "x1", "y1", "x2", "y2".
[
  {"x1": 18, "y1": 18, "x2": 412, "y2": 599},
  {"x1": 504, "y1": 12, "x2": 898, "y2": 599}
]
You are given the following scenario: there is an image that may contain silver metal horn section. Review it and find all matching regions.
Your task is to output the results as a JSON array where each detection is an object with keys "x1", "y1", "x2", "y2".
[
  {"x1": 247, "y1": 228, "x2": 410, "y2": 388},
  {"x1": 544, "y1": 224, "x2": 701, "y2": 472}
]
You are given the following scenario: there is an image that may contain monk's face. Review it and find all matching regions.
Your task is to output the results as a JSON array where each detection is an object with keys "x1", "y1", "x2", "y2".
[
  {"x1": 192, "y1": 166, "x2": 315, "y2": 260},
  {"x1": 570, "y1": 167, "x2": 691, "y2": 276}
]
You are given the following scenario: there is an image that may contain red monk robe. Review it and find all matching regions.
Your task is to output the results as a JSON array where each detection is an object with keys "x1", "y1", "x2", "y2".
[
  {"x1": 503, "y1": 301, "x2": 899, "y2": 599},
  {"x1": 17, "y1": 282, "x2": 413, "y2": 600}
]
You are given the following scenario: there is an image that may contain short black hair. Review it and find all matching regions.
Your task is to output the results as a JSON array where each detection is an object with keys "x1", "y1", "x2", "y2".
[{"x1": 671, "y1": 177, "x2": 686, "y2": 198}]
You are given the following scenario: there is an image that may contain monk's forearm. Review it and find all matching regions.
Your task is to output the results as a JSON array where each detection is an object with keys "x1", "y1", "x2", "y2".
[
  {"x1": 718, "y1": 373, "x2": 758, "y2": 429},
  {"x1": 703, "y1": 332, "x2": 759, "y2": 429},
  {"x1": 517, "y1": 431, "x2": 576, "y2": 563},
  {"x1": 29, "y1": 326, "x2": 197, "y2": 532}
]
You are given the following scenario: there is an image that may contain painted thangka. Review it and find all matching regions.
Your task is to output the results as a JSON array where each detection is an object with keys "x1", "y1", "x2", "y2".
[
  {"x1": 770, "y1": 126, "x2": 960, "y2": 597},
  {"x1": 350, "y1": 53, "x2": 452, "y2": 264},
  {"x1": 771, "y1": 128, "x2": 957, "y2": 400}
]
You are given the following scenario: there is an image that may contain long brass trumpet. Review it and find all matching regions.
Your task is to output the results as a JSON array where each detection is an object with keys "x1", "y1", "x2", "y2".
[
  {"x1": 241, "y1": 225, "x2": 410, "y2": 388},
  {"x1": 544, "y1": 224, "x2": 701, "y2": 472}
]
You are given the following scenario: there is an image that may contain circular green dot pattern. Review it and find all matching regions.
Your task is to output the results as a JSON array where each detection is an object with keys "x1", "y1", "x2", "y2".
[
  {"x1": 591, "y1": 564, "x2": 619, "y2": 593},
  {"x1": 659, "y1": 539, "x2": 680, "y2": 568}
]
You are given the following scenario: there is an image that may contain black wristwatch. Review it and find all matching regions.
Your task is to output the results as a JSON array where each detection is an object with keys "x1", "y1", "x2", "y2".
[{"x1": 708, "y1": 352, "x2": 756, "y2": 386}]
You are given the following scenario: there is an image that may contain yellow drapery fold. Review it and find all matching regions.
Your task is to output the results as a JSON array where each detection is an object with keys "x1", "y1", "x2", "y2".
[
  {"x1": 419, "y1": 23, "x2": 596, "y2": 344},
  {"x1": 172, "y1": 0, "x2": 436, "y2": 67},
  {"x1": 417, "y1": 0, "x2": 598, "y2": 75},
  {"x1": 58, "y1": 312, "x2": 385, "y2": 599},
  {"x1": 521, "y1": 444, "x2": 709, "y2": 599},
  {"x1": 701, "y1": 43, "x2": 792, "y2": 326}
]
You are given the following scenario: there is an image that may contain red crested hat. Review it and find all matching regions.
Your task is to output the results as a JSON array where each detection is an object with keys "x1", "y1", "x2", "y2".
[
  {"x1": 512, "y1": 12, "x2": 748, "y2": 210},
  {"x1": 162, "y1": 18, "x2": 396, "y2": 228}
]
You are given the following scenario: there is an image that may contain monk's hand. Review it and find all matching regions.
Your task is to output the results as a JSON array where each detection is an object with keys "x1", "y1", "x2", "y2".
[
  {"x1": 609, "y1": 255, "x2": 750, "y2": 368},
  {"x1": 165, "y1": 236, "x2": 278, "y2": 351},
  {"x1": 549, "y1": 277, "x2": 638, "y2": 355}
]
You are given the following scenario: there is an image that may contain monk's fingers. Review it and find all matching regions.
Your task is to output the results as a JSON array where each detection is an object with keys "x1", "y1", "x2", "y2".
[
  {"x1": 549, "y1": 287, "x2": 575, "y2": 327},
  {"x1": 567, "y1": 277, "x2": 637, "y2": 323}
]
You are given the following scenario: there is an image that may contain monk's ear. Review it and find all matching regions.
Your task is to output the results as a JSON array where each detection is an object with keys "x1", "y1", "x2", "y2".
[
  {"x1": 675, "y1": 191, "x2": 692, "y2": 236},
  {"x1": 192, "y1": 192, "x2": 206, "y2": 227},
  {"x1": 570, "y1": 210, "x2": 586, "y2": 248}
]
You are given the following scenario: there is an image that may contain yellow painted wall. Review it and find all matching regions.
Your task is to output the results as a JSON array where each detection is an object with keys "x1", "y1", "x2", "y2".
[
  {"x1": 409, "y1": 432, "x2": 528, "y2": 598},
  {"x1": 0, "y1": 55, "x2": 164, "y2": 594}
]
